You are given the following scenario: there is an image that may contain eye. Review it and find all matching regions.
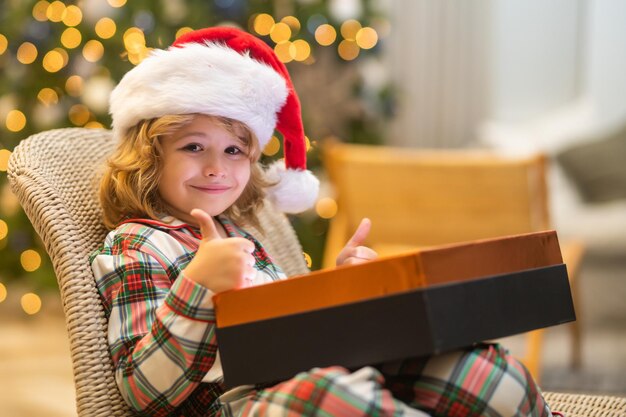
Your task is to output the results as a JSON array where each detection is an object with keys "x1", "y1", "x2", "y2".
[
  {"x1": 225, "y1": 146, "x2": 247, "y2": 156},
  {"x1": 181, "y1": 143, "x2": 203, "y2": 152}
]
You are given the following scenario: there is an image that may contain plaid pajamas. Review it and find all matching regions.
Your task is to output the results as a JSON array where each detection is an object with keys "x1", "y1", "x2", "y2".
[{"x1": 91, "y1": 216, "x2": 552, "y2": 417}]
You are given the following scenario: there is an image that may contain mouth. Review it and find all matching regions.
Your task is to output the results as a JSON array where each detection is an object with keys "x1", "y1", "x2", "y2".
[{"x1": 190, "y1": 185, "x2": 231, "y2": 194}]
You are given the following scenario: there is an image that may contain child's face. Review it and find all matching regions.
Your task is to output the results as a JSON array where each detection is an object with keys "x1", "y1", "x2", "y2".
[{"x1": 158, "y1": 114, "x2": 251, "y2": 225}]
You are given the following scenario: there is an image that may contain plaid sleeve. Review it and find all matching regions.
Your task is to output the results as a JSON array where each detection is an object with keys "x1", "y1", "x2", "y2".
[{"x1": 91, "y1": 247, "x2": 220, "y2": 416}]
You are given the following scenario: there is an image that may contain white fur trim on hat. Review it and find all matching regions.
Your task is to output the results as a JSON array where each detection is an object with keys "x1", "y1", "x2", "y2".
[
  {"x1": 109, "y1": 42, "x2": 289, "y2": 146},
  {"x1": 265, "y1": 160, "x2": 320, "y2": 213}
]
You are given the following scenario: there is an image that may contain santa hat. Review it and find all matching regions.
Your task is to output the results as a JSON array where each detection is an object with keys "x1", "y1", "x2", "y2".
[{"x1": 109, "y1": 26, "x2": 319, "y2": 213}]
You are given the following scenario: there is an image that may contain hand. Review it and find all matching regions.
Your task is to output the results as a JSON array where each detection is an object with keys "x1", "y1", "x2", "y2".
[
  {"x1": 336, "y1": 218, "x2": 378, "y2": 266},
  {"x1": 183, "y1": 208, "x2": 256, "y2": 293}
]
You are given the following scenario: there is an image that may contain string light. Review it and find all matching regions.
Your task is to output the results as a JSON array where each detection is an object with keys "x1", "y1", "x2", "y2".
[
  {"x1": 6, "y1": 110, "x2": 27, "y2": 132},
  {"x1": 315, "y1": 197, "x2": 338, "y2": 219},
  {"x1": 124, "y1": 27, "x2": 145, "y2": 52},
  {"x1": 17, "y1": 42, "x2": 38, "y2": 64},
  {"x1": 338, "y1": 39, "x2": 359, "y2": 61},
  {"x1": 315, "y1": 24, "x2": 336, "y2": 46},
  {"x1": 274, "y1": 41, "x2": 293, "y2": 63},
  {"x1": 95, "y1": 18, "x2": 117, "y2": 39},
  {"x1": 340, "y1": 19, "x2": 362, "y2": 41},
  {"x1": 82, "y1": 40, "x2": 104, "y2": 62},
  {"x1": 107, "y1": 0, "x2": 127, "y2": 7},
  {"x1": 281, "y1": 16, "x2": 301, "y2": 35},
  {"x1": 62, "y1": 5, "x2": 82, "y2": 27},
  {"x1": 0, "y1": 150, "x2": 10, "y2": 172},
  {"x1": 0, "y1": 282, "x2": 6, "y2": 303},
  {"x1": 65, "y1": 75, "x2": 84, "y2": 97},
  {"x1": 291, "y1": 39, "x2": 311, "y2": 62},
  {"x1": 68, "y1": 104, "x2": 90, "y2": 126},
  {"x1": 37, "y1": 88, "x2": 59, "y2": 106},
  {"x1": 253, "y1": 13, "x2": 274, "y2": 36},
  {"x1": 84, "y1": 121, "x2": 104, "y2": 129},
  {"x1": 270, "y1": 22, "x2": 291, "y2": 44},
  {"x1": 0, "y1": 219, "x2": 7, "y2": 240},
  {"x1": 262, "y1": 136, "x2": 280, "y2": 156},
  {"x1": 175, "y1": 27, "x2": 193, "y2": 39},
  {"x1": 32, "y1": 1, "x2": 50, "y2": 22},
  {"x1": 356, "y1": 27, "x2": 378, "y2": 49},
  {"x1": 20, "y1": 249, "x2": 42, "y2": 272},
  {"x1": 0, "y1": 34, "x2": 7, "y2": 55},
  {"x1": 46, "y1": 1, "x2": 66, "y2": 23},
  {"x1": 21, "y1": 293, "x2": 42, "y2": 315},
  {"x1": 303, "y1": 252, "x2": 312, "y2": 268},
  {"x1": 61, "y1": 27, "x2": 82, "y2": 49},
  {"x1": 42, "y1": 48, "x2": 66, "y2": 72}
]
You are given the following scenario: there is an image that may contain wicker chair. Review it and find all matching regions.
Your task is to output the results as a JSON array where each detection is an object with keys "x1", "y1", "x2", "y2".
[{"x1": 7, "y1": 128, "x2": 626, "y2": 417}]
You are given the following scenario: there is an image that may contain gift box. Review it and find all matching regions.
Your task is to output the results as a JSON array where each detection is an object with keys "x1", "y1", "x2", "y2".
[{"x1": 213, "y1": 230, "x2": 575, "y2": 387}]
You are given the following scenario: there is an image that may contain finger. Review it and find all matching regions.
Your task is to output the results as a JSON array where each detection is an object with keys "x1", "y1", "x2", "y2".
[
  {"x1": 351, "y1": 246, "x2": 378, "y2": 261},
  {"x1": 227, "y1": 237, "x2": 256, "y2": 254},
  {"x1": 190, "y1": 208, "x2": 221, "y2": 241},
  {"x1": 346, "y1": 218, "x2": 371, "y2": 248}
]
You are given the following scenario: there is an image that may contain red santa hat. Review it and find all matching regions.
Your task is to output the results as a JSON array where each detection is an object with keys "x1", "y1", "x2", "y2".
[{"x1": 109, "y1": 26, "x2": 319, "y2": 213}]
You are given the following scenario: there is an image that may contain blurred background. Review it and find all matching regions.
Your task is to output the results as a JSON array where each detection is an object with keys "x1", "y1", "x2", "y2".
[{"x1": 1, "y1": 0, "x2": 625, "y2": 416}]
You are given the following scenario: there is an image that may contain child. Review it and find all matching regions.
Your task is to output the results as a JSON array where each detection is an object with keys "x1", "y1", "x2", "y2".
[{"x1": 91, "y1": 27, "x2": 553, "y2": 417}]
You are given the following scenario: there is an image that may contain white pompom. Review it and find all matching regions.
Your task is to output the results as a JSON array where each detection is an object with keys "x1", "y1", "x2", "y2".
[{"x1": 265, "y1": 161, "x2": 320, "y2": 213}]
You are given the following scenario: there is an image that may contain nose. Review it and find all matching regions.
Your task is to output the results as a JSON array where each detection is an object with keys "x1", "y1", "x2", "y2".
[{"x1": 202, "y1": 154, "x2": 226, "y2": 178}]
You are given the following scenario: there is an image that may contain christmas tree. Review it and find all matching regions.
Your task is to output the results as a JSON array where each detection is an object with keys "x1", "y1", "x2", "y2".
[{"x1": 0, "y1": 0, "x2": 392, "y2": 313}]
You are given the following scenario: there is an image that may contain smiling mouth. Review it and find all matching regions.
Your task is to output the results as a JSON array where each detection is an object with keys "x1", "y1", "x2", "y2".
[{"x1": 191, "y1": 185, "x2": 231, "y2": 193}]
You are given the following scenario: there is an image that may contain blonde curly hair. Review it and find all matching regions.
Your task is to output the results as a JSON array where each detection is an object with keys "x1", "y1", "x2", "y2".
[{"x1": 99, "y1": 114, "x2": 270, "y2": 230}]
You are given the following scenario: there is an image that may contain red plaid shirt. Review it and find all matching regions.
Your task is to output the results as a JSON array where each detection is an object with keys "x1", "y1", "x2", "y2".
[{"x1": 90, "y1": 216, "x2": 285, "y2": 417}]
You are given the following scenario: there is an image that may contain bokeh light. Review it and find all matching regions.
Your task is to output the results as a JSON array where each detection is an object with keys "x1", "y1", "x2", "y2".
[
  {"x1": 46, "y1": 1, "x2": 66, "y2": 23},
  {"x1": 42, "y1": 49, "x2": 66, "y2": 72},
  {"x1": 68, "y1": 104, "x2": 90, "y2": 126},
  {"x1": 0, "y1": 150, "x2": 11, "y2": 172},
  {"x1": 356, "y1": 27, "x2": 378, "y2": 49},
  {"x1": 303, "y1": 252, "x2": 312, "y2": 268},
  {"x1": 65, "y1": 75, "x2": 84, "y2": 97},
  {"x1": 62, "y1": 5, "x2": 82, "y2": 27},
  {"x1": 20, "y1": 249, "x2": 42, "y2": 272},
  {"x1": 6, "y1": 110, "x2": 27, "y2": 132},
  {"x1": 0, "y1": 34, "x2": 7, "y2": 55},
  {"x1": 82, "y1": 40, "x2": 104, "y2": 62},
  {"x1": 61, "y1": 27, "x2": 82, "y2": 49},
  {"x1": 315, "y1": 24, "x2": 337, "y2": 46},
  {"x1": 274, "y1": 41, "x2": 293, "y2": 63},
  {"x1": 341, "y1": 19, "x2": 362, "y2": 41},
  {"x1": 21, "y1": 293, "x2": 42, "y2": 315},
  {"x1": 263, "y1": 136, "x2": 280, "y2": 156},
  {"x1": 124, "y1": 27, "x2": 146, "y2": 54},
  {"x1": 175, "y1": 26, "x2": 194, "y2": 39},
  {"x1": 84, "y1": 121, "x2": 104, "y2": 129},
  {"x1": 316, "y1": 197, "x2": 338, "y2": 219},
  {"x1": 95, "y1": 18, "x2": 117, "y2": 39},
  {"x1": 281, "y1": 16, "x2": 301, "y2": 35},
  {"x1": 338, "y1": 39, "x2": 360, "y2": 61},
  {"x1": 270, "y1": 22, "x2": 292, "y2": 43},
  {"x1": 0, "y1": 282, "x2": 6, "y2": 303},
  {"x1": 37, "y1": 88, "x2": 59, "y2": 106},
  {"x1": 253, "y1": 13, "x2": 274, "y2": 36},
  {"x1": 32, "y1": 1, "x2": 50, "y2": 22},
  {"x1": 292, "y1": 39, "x2": 311, "y2": 62},
  {"x1": 17, "y1": 42, "x2": 38, "y2": 64},
  {"x1": 108, "y1": 0, "x2": 127, "y2": 7}
]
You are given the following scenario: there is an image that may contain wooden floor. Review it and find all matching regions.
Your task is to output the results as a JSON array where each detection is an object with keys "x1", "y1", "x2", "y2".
[{"x1": 1, "y1": 253, "x2": 625, "y2": 416}]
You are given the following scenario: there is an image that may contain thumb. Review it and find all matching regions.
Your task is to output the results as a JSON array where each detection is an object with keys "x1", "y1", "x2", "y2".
[
  {"x1": 190, "y1": 208, "x2": 221, "y2": 241},
  {"x1": 346, "y1": 218, "x2": 371, "y2": 248}
]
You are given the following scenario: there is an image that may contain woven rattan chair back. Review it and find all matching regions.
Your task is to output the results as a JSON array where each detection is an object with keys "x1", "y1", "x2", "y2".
[{"x1": 7, "y1": 127, "x2": 308, "y2": 417}]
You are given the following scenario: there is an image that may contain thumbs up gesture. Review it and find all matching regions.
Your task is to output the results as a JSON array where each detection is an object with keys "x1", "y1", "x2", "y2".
[
  {"x1": 335, "y1": 218, "x2": 378, "y2": 266},
  {"x1": 183, "y1": 208, "x2": 256, "y2": 293}
]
